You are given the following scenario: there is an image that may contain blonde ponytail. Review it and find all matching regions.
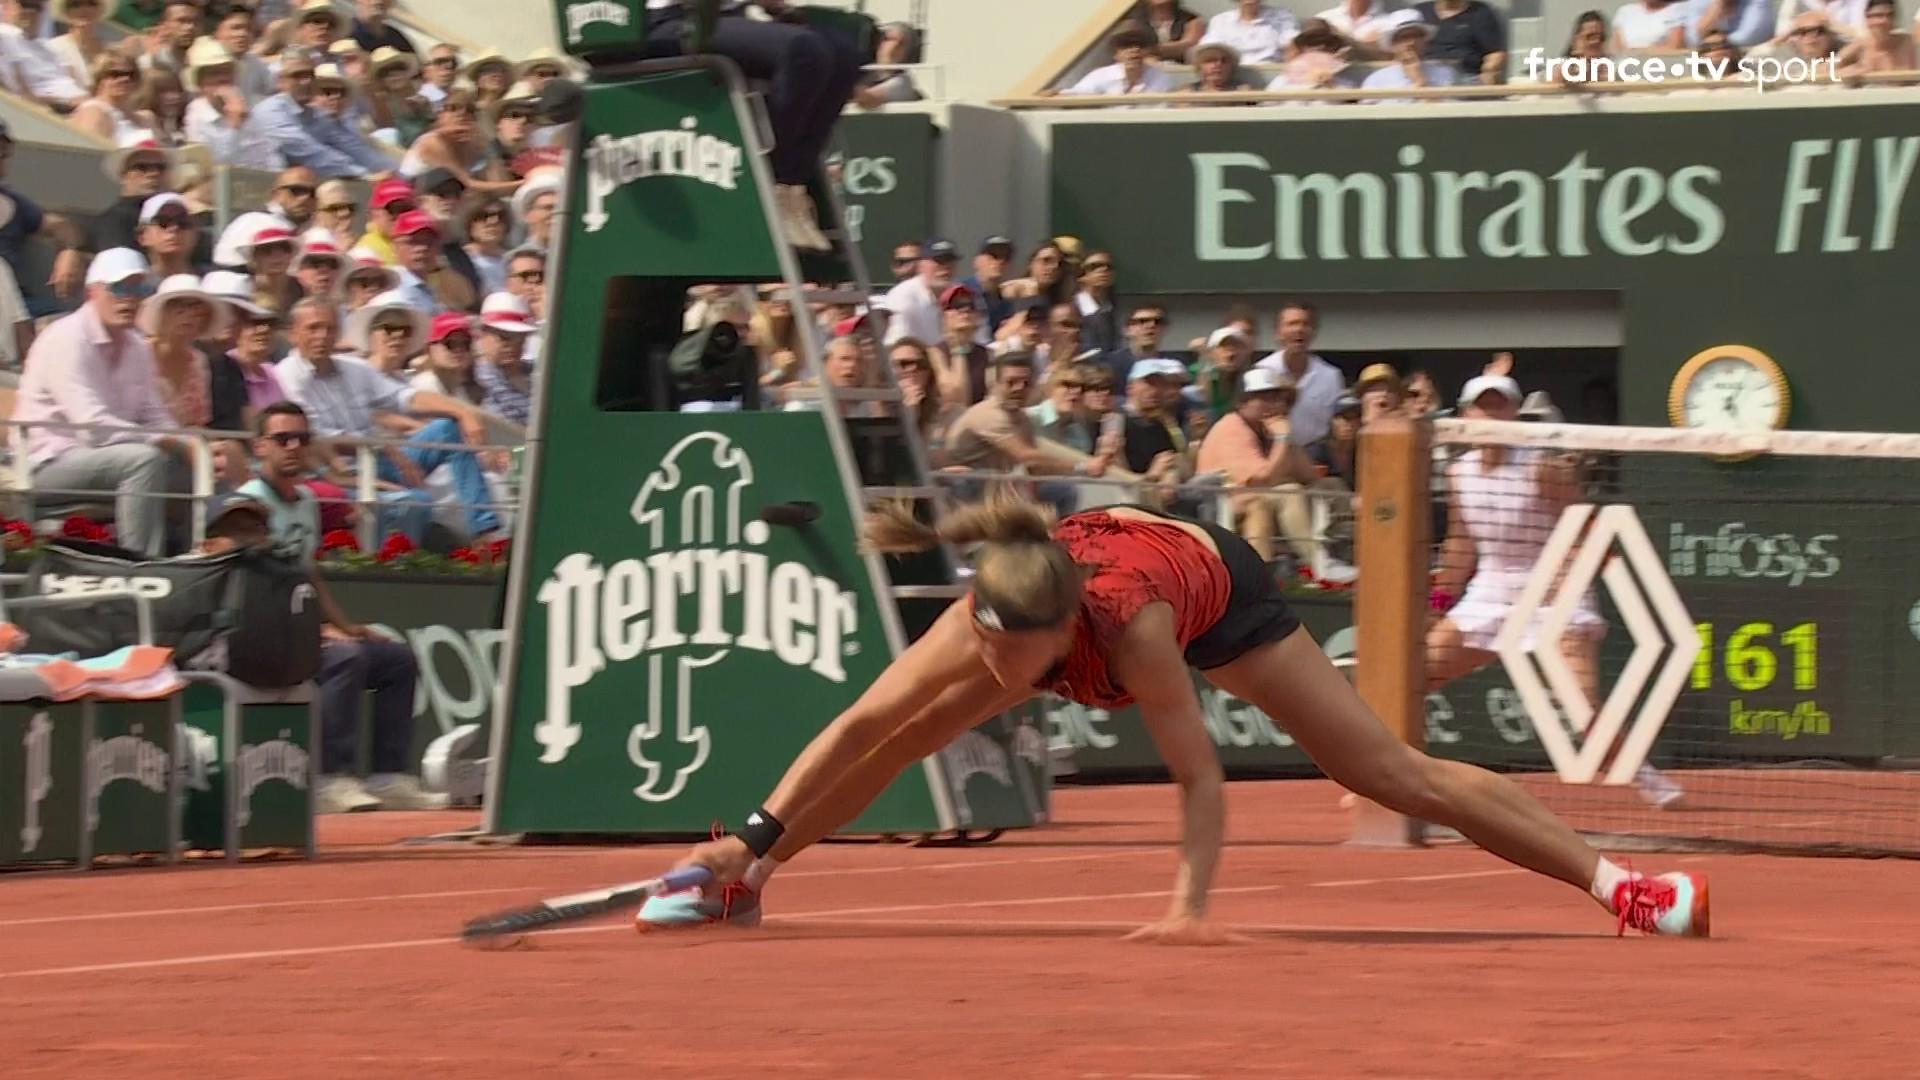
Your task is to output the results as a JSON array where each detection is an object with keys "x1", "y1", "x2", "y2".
[
  {"x1": 864, "y1": 495, "x2": 1081, "y2": 631},
  {"x1": 863, "y1": 495, "x2": 1058, "y2": 554}
]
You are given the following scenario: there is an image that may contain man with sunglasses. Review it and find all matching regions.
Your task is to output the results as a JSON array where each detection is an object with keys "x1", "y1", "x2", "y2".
[
  {"x1": 0, "y1": 0, "x2": 88, "y2": 112},
  {"x1": 233, "y1": 400, "x2": 445, "y2": 814},
  {"x1": 267, "y1": 166, "x2": 320, "y2": 231},
  {"x1": 419, "y1": 43, "x2": 459, "y2": 107},
  {"x1": 87, "y1": 137, "x2": 177, "y2": 258},
  {"x1": 255, "y1": 48, "x2": 395, "y2": 179},
  {"x1": 15, "y1": 249, "x2": 189, "y2": 557}
]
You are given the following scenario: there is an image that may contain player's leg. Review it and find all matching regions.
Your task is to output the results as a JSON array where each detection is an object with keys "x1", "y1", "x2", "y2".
[
  {"x1": 1206, "y1": 627, "x2": 1707, "y2": 935},
  {"x1": 1426, "y1": 616, "x2": 1494, "y2": 692}
]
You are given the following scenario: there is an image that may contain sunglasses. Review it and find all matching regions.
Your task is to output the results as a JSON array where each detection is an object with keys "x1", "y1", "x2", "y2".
[
  {"x1": 280, "y1": 186, "x2": 317, "y2": 201},
  {"x1": 106, "y1": 278, "x2": 155, "y2": 299},
  {"x1": 265, "y1": 431, "x2": 312, "y2": 447},
  {"x1": 500, "y1": 109, "x2": 536, "y2": 123},
  {"x1": 1083, "y1": 384, "x2": 1115, "y2": 393},
  {"x1": 511, "y1": 269, "x2": 544, "y2": 284},
  {"x1": 105, "y1": 68, "x2": 138, "y2": 79},
  {"x1": 1084, "y1": 261, "x2": 1113, "y2": 272},
  {"x1": 321, "y1": 202, "x2": 357, "y2": 214},
  {"x1": 381, "y1": 199, "x2": 416, "y2": 214},
  {"x1": 891, "y1": 255, "x2": 919, "y2": 266},
  {"x1": 1130, "y1": 315, "x2": 1165, "y2": 325},
  {"x1": 149, "y1": 213, "x2": 193, "y2": 230},
  {"x1": 317, "y1": 86, "x2": 346, "y2": 97},
  {"x1": 372, "y1": 320, "x2": 413, "y2": 335},
  {"x1": 243, "y1": 316, "x2": 279, "y2": 330},
  {"x1": 438, "y1": 334, "x2": 473, "y2": 350},
  {"x1": 474, "y1": 210, "x2": 507, "y2": 225}
]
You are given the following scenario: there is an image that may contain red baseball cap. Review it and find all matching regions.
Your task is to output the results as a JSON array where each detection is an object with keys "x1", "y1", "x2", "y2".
[
  {"x1": 392, "y1": 210, "x2": 440, "y2": 239},
  {"x1": 371, "y1": 178, "x2": 415, "y2": 210},
  {"x1": 938, "y1": 283, "x2": 976, "y2": 310},
  {"x1": 428, "y1": 311, "x2": 473, "y2": 344}
]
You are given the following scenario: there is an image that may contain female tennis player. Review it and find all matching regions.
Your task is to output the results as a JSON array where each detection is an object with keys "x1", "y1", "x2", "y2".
[
  {"x1": 640, "y1": 495, "x2": 1709, "y2": 943},
  {"x1": 1427, "y1": 374, "x2": 1685, "y2": 808}
]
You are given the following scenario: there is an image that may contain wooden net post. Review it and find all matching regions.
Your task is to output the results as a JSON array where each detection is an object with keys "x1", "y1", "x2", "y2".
[{"x1": 1348, "y1": 414, "x2": 1432, "y2": 848}]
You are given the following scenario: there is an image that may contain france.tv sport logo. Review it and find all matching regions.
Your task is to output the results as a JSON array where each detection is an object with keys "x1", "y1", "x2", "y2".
[{"x1": 1522, "y1": 48, "x2": 1844, "y2": 93}]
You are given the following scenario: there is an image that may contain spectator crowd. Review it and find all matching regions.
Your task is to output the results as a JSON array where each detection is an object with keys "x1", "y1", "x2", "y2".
[
  {"x1": 1050, "y1": 0, "x2": 1917, "y2": 100},
  {"x1": 0, "y1": 1, "x2": 566, "y2": 561}
]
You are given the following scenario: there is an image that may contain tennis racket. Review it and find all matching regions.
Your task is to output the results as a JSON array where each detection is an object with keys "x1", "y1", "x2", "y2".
[{"x1": 460, "y1": 866, "x2": 714, "y2": 945}]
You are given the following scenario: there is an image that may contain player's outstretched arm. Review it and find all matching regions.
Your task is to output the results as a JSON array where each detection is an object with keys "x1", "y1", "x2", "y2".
[
  {"x1": 675, "y1": 601, "x2": 1026, "y2": 884},
  {"x1": 1108, "y1": 604, "x2": 1236, "y2": 946}
]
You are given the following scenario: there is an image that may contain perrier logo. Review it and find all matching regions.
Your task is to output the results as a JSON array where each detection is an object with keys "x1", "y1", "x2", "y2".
[
  {"x1": 565, "y1": 0, "x2": 631, "y2": 45},
  {"x1": 581, "y1": 119, "x2": 745, "y2": 235},
  {"x1": 534, "y1": 433, "x2": 859, "y2": 802}
]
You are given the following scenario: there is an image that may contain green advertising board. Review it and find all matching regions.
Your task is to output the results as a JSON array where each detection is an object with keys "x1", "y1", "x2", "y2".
[
  {"x1": 834, "y1": 113, "x2": 938, "y2": 278},
  {"x1": 555, "y1": 0, "x2": 648, "y2": 59},
  {"x1": 0, "y1": 704, "x2": 85, "y2": 868},
  {"x1": 486, "y1": 63, "x2": 1035, "y2": 837},
  {"x1": 1050, "y1": 103, "x2": 1920, "y2": 432},
  {"x1": 87, "y1": 700, "x2": 177, "y2": 859}
]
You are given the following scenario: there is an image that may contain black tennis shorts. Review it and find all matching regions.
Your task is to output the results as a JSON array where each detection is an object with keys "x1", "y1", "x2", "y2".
[{"x1": 1124, "y1": 505, "x2": 1303, "y2": 670}]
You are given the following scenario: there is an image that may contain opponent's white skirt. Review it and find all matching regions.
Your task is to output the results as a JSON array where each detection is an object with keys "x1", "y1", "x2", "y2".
[{"x1": 1446, "y1": 575, "x2": 1607, "y2": 653}]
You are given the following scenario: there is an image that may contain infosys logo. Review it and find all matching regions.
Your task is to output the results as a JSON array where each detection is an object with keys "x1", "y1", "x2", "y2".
[{"x1": 1668, "y1": 522, "x2": 1838, "y2": 587}]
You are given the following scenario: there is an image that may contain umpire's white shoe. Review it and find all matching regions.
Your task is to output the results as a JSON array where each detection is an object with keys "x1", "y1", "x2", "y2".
[
  {"x1": 318, "y1": 774, "x2": 381, "y2": 814},
  {"x1": 363, "y1": 773, "x2": 450, "y2": 811}
]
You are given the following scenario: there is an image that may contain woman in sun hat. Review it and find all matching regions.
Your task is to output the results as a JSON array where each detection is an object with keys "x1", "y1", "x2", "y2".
[
  {"x1": 341, "y1": 251, "x2": 400, "y2": 313},
  {"x1": 344, "y1": 289, "x2": 430, "y2": 373},
  {"x1": 236, "y1": 219, "x2": 301, "y2": 316},
  {"x1": 138, "y1": 273, "x2": 229, "y2": 427},
  {"x1": 366, "y1": 45, "x2": 432, "y2": 147},
  {"x1": 201, "y1": 269, "x2": 285, "y2": 431},
  {"x1": 460, "y1": 49, "x2": 516, "y2": 112}
]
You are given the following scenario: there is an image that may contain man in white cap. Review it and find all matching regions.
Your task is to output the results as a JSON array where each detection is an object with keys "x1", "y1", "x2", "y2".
[
  {"x1": 1360, "y1": 16, "x2": 1462, "y2": 101},
  {"x1": 473, "y1": 291, "x2": 535, "y2": 424},
  {"x1": 0, "y1": 0, "x2": 86, "y2": 112},
  {"x1": 13, "y1": 249, "x2": 188, "y2": 556},
  {"x1": 1120, "y1": 357, "x2": 1196, "y2": 508},
  {"x1": 1195, "y1": 367, "x2": 1320, "y2": 562}
]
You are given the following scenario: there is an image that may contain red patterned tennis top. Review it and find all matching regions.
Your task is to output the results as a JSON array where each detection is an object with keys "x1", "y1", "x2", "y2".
[{"x1": 1032, "y1": 510, "x2": 1232, "y2": 708}]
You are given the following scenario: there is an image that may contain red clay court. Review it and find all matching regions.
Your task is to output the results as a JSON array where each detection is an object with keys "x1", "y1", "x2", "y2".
[{"x1": 3, "y1": 779, "x2": 1916, "y2": 1078}]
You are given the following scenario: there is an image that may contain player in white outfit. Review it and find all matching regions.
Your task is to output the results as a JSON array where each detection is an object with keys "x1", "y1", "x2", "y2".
[{"x1": 1426, "y1": 375, "x2": 1684, "y2": 808}]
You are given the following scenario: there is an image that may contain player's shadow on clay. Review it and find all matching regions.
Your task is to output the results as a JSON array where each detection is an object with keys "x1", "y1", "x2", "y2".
[{"x1": 670, "y1": 922, "x2": 1611, "y2": 947}]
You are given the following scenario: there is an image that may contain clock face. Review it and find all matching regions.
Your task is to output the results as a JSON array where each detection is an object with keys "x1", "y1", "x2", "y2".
[{"x1": 1680, "y1": 356, "x2": 1784, "y2": 431}]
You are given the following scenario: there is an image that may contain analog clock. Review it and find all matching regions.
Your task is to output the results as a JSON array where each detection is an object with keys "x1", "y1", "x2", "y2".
[{"x1": 1668, "y1": 346, "x2": 1791, "y2": 432}]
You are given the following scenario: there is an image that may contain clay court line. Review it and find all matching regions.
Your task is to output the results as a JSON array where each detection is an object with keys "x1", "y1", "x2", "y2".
[
  {"x1": 777, "y1": 916, "x2": 1603, "y2": 941},
  {"x1": 0, "y1": 849, "x2": 1168, "y2": 929},
  {"x1": 0, "y1": 866, "x2": 1541, "y2": 981}
]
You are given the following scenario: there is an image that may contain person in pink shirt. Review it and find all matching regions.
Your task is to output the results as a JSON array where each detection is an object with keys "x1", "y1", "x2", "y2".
[
  {"x1": 1194, "y1": 367, "x2": 1321, "y2": 563},
  {"x1": 14, "y1": 248, "x2": 189, "y2": 555}
]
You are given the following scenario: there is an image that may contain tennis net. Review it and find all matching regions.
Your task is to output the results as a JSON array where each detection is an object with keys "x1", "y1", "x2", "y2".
[{"x1": 1423, "y1": 418, "x2": 1920, "y2": 857}]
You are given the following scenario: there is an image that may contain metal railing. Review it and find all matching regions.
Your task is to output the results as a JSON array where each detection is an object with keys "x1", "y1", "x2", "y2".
[{"x1": 1, "y1": 418, "x2": 522, "y2": 553}]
